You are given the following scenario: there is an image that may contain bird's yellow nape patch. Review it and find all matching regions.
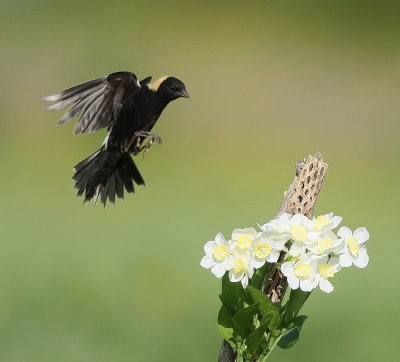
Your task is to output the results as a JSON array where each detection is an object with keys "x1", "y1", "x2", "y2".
[{"x1": 148, "y1": 76, "x2": 169, "y2": 91}]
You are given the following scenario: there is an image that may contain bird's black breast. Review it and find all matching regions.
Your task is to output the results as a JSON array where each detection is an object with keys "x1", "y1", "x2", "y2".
[{"x1": 107, "y1": 88, "x2": 166, "y2": 148}]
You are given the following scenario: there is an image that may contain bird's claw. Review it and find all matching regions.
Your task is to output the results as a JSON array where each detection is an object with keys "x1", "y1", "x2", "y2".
[{"x1": 132, "y1": 131, "x2": 162, "y2": 156}]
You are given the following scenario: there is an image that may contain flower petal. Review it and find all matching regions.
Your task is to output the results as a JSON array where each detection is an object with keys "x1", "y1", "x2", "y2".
[
  {"x1": 329, "y1": 257, "x2": 341, "y2": 272},
  {"x1": 287, "y1": 276, "x2": 299, "y2": 290},
  {"x1": 232, "y1": 229, "x2": 242, "y2": 240},
  {"x1": 251, "y1": 258, "x2": 266, "y2": 269},
  {"x1": 303, "y1": 217, "x2": 315, "y2": 230},
  {"x1": 241, "y1": 275, "x2": 249, "y2": 288},
  {"x1": 246, "y1": 228, "x2": 259, "y2": 239},
  {"x1": 300, "y1": 279, "x2": 314, "y2": 292},
  {"x1": 204, "y1": 240, "x2": 216, "y2": 254},
  {"x1": 354, "y1": 227, "x2": 369, "y2": 244},
  {"x1": 288, "y1": 241, "x2": 303, "y2": 256},
  {"x1": 267, "y1": 249, "x2": 280, "y2": 263},
  {"x1": 215, "y1": 232, "x2": 226, "y2": 244},
  {"x1": 354, "y1": 248, "x2": 369, "y2": 268},
  {"x1": 319, "y1": 278, "x2": 334, "y2": 293},
  {"x1": 268, "y1": 238, "x2": 287, "y2": 250},
  {"x1": 200, "y1": 255, "x2": 215, "y2": 269},
  {"x1": 307, "y1": 231, "x2": 320, "y2": 241},
  {"x1": 331, "y1": 216, "x2": 342, "y2": 229},
  {"x1": 279, "y1": 213, "x2": 292, "y2": 221},
  {"x1": 337, "y1": 226, "x2": 352, "y2": 239},
  {"x1": 339, "y1": 252, "x2": 353, "y2": 267},
  {"x1": 256, "y1": 223, "x2": 266, "y2": 231},
  {"x1": 290, "y1": 214, "x2": 307, "y2": 225},
  {"x1": 247, "y1": 266, "x2": 254, "y2": 279},
  {"x1": 229, "y1": 269, "x2": 243, "y2": 283},
  {"x1": 211, "y1": 263, "x2": 227, "y2": 278},
  {"x1": 281, "y1": 261, "x2": 293, "y2": 277},
  {"x1": 323, "y1": 229, "x2": 337, "y2": 240},
  {"x1": 225, "y1": 256, "x2": 234, "y2": 270}
]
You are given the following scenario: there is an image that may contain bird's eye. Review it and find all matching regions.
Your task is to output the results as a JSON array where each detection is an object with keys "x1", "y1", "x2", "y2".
[{"x1": 170, "y1": 85, "x2": 175, "y2": 90}]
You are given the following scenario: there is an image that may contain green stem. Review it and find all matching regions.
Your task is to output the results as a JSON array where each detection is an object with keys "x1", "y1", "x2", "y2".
[{"x1": 259, "y1": 331, "x2": 285, "y2": 361}]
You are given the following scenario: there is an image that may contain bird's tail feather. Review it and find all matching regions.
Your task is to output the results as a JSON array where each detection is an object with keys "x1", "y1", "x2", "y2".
[{"x1": 72, "y1": 148, "x2": 144, "y2": 206}]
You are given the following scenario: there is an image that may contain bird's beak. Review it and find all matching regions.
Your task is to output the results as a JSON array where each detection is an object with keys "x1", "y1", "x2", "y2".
[{"x1": 179, "y1": 89, "x2": 190, "y2": 98}]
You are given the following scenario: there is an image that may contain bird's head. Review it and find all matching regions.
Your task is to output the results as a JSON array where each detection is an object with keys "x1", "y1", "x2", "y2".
[{"x1": 150, "y1": 76, "x2": 189, "y2": 101}]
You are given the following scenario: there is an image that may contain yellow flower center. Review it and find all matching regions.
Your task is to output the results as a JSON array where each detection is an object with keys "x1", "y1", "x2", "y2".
[
  {"x1": 318, "y1": 264, "x2": 335, "y2": 279},
  {"x1": 236, "y1": 235, "x2": 252, "y2": 250},
  {"x1": 317, "y1": 238, "x2": 333, "y2": 254},
  {"x1": 213, "y1": 245, "x2": 228, "y2": 261},
  {"x1": 294, "y1": 264, "x2": 311, "y2": 279},
  {"x1": 291, "y1": 225, "x2": 307, "y2": 242},
  {"x1": 347, "y1": 236, "x2": 360, "y2": 257},
  {"x1": 315, "y1": 215, "x2": 330, "y2": 231},
  {"x1": 233, "y1": 258, "x2": 247, "y2": 273},
  {"x1": 254, "y1": 243, "x2": 272, "y2": 259}
]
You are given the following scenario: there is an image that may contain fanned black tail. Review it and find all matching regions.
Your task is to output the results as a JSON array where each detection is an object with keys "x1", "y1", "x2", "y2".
[{"x1": 72, "y1": 148, "x2": 145, "y2": 206}]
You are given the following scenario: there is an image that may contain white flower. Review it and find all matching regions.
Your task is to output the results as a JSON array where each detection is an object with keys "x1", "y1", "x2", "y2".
[
  {"x1": 282, "y1": 254, "x2": 342, "y2": 293},
  {"x1": 312, "y1": 256, "x2": 341, "y2": 293},
  {"x1": 288, "y1": 214, "x2": 318, "y2": 243},
  {"x1": 200, "y1": 212, "x2": 370, "y2": 293},
  {"x1": 269, "y1": 214, "x2": 318, "y2": 257},
  {"x1": 200, "y1": 233, "x2": 234, "y2": 278},
  {"x1": 312, "y1": 213, "x2": 342, "y2": 233},
  {"x1": 261, "y1": 213, "x2": 318, "y2": 245},
  {"x1": 251, "y1": 230, "x2": 287, "y2": 269},
  {"x1": 281, "y1": 254, "x2": 318, "y2": 292},
  {"x1": 260, "y1": 213, "x2": 292, "y2": 233},
  {"x1": 287, "y1": 240, "x2": 305, "y2": 257},
  {"x1": 231, "y1": 227, "x2": 258, "y2": 251},
  {"x1": 337, "y1": 226, "x2": 369, "y2": 268},
  {"x1": 306, "y1": 229, "x2": 344, "y2": 256},
  {"x1": 229, "y1": 248, "x2": 254, "y2": 288}
]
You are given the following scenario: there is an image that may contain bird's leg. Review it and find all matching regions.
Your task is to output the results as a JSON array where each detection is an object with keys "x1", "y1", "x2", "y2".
[
  {"x1": 131, "y1": 131, "x2": 162, "y2": 156},
  {"x1": 135, "y1": 131, "x2": 163, "y2": 145}
]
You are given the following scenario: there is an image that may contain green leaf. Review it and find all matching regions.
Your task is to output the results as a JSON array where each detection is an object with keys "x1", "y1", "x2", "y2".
[
  {"x1": 217, "y1": 305, "x2": 235, "y2": 343},
  {"x1": 281, "y1": 289, "x2": 311, "y2": 327},
  {"x1": 221, "y1": 273, "x2": 245, "y2": 314},
  {"x1": 246, "y1": 322, "x2": 269, "y2": 354},
  {"x1": 246, "y1": 286, "x2": 277, "y2": 315},
  {"x1": 260, "y1": 312, "x2": 273, "y2": 326},
  {"x1": 232, "y1": 303, "x2": 260, "y2": 336},
  {"x1": 277, "y1": 327, "x2": 300, "y2": 349},
  {"x1": 293, "y1": 315, "x2": 308, "y2": 330},
  {"x1": 246, "y1": 286, "x2": 281, "y2": 329},
  {"x1": 249, "y1": 262, "x2": 269, "y2": 289}
]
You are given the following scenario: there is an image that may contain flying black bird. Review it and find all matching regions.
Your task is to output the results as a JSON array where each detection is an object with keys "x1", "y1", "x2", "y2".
[{"x1": 43, "y1": 71, "x2": 189, "y2": 205}]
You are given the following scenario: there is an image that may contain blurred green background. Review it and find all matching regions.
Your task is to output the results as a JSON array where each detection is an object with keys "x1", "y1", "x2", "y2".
[{"x1": 0, "y1": 0, "x2": 399, "y2": 361}]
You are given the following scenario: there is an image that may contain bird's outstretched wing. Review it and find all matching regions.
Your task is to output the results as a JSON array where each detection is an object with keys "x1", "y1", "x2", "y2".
[{"x1": 42, "y1": 72, "x2": 141, "y2": 134}]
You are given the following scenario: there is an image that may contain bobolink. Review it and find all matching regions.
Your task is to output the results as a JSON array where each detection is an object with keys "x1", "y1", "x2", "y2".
[{"x1": 43, "y1": 71, "x2": 189, "y2": 205}]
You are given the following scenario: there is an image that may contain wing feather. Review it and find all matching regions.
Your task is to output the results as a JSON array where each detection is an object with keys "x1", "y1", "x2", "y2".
[
  {"x1": 43, "y1": 72, "x2": 141, "y2": 135},
  {"x1": 73, "y1": 89, "x2": 105, "y2": 134},
  {"x1": 108, "y1": 173, "x2": 116, "y2": 204},
  {"x1": 42, "y1": 77, "x2": 106, "y2": 103},
  {"x1": 83, "y1": 96, "x2": 113, "y2": 133},
  {"x1": 44, "y1": 84, "x2": 106, "y2": 112},
  {"x1": 115, "y1": 168, "x2": 124, "y2": 199}
]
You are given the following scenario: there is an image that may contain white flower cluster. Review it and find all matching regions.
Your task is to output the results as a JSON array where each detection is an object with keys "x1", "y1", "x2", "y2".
[{"x1": 200, "y1": 213, "x2": 369, "y2": 292}]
